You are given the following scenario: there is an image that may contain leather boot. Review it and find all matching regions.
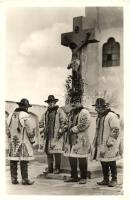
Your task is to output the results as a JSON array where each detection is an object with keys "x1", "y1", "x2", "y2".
[
  {"x1": 78, "y1": 158, "x2": 87, "y2": 180},
  {"x1": 79, "y1": 179, "x2": 87, "y2": 184},
  {"x1": 97, "y1": 179, "x2": 109, "y2": 185},
  {"x1": 47, "y1": 154, "x2": 53, "y2": 173},
  {"x1": 22, "y1": 179, "x2": 34, "y2": 185},
  {"x1": 54, "y1": 153, "x2": 61, "y2": 174},
  {"x1": 20, "y1": 161, "x2": 34, "y2": 185},
  {"x1": 10, "y1": 160, "x2": 19, "y2": 184},
  {"x1": 64, "y1": 177, "x2": 78, "y2": 182},
  {"x1": 97, "y1": 162, "x2": 109, "y2": 185},
  {"x1": 108, "y1": 179, "x2": 117, "y2": 187},
  {"x1": 109, "y1": 161, "x2": 117, "y2": 187}
]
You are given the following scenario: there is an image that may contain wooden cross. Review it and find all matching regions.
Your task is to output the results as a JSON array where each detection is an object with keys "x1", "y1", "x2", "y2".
[
  {"x1": 61, "y1": 16, "x2": 99, "y2": 56},
  {"x1": 61, "y1": 16, "x2": 99, "y2": 99}
]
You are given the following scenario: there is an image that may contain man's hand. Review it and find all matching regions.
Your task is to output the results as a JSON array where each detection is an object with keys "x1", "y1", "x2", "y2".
[
  {"x1": 39, "y1": 122, "x2": 44, "y2": 128},
  {"x1": 100, "y1": 145, "x2": 106, "y2": 157},
  {"x1": 32, "y1": 143, "x2": 39, "y2": 150},
  {"x1": 106, "y1": 143, "x2": 113, "y2": 148},
  {"x1": 57, "y1": 131, "x2": 63, "y2": 140},
  {"x1": 111, "y1": 128, "x2": 119, "y2": 139},
  {"x1": 106, "y1": 137, "x2": 115, "y2": 147},
  {"x1": 69, "y1": 128, "x2": 74, "y2": 134}
]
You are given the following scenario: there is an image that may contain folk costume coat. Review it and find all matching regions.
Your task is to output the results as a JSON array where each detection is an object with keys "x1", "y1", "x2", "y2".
[
  {"x1": 92, "y1": 109, "x2": 123, "y2": 162},
  {"x1": 39, "y1": 106, "x2": 67, "y2": 154},
  {"x1": 6, "y1": 108, "x2": 36, "y2": 161},
  {"x1": 64, "y1": 106, "x2": 91, "y2": 158}
]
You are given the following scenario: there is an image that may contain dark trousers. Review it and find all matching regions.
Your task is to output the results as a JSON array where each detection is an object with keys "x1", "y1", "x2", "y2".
[
  {"x1": 10, "y1": 160, "x2": 29, "y2": 181},
  {"x1": 69, "y1": 157, "x2": 88, "y2": 179},
  {"x1": 47, "y1": 153, "x2": 61, "y2": 172},
  {"x1": 101, "y1": 161, "x2": 117, "y2": 181}
]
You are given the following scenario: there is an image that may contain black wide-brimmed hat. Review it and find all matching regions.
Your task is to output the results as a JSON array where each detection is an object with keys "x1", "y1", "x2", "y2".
[
  {"x1": 92, "y1": 98, "x2": 109, "y2": 107},
  {"x1": 16, "y1": 98, "x2": 32, "y2": 107},
  {"x1": 44, "y1": 95, "x2": 59, "y2": 103}
]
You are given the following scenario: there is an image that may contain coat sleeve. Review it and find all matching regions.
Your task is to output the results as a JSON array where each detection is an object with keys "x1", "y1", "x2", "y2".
[
  {"x1": 39, "y1": 113, "x2": 45, "y2": 138},
  {"x1": 5, "y1": 120, "x2": 11, "y2": 138},
  {"x1": 6, "y1": 111, "x2": 14, "y2": 137},
  {"x1": 58, "y1": 108, "x2": 67, "y2": 130},
  {"x1": 107, "y1": 113, "x2": 121, "y2": 147},
  {"x1": 108, "y1": 113, "x2": 120, "y2": 139},
  {"x1": 20, "y1": 112, "x2": 35, "y2": 144},
  {"x1": 71, "y1": 109, "x2": 91, "y2": 134},
  {"x1": 39, "y1": 113, "x2": 45, "y2": 128}
]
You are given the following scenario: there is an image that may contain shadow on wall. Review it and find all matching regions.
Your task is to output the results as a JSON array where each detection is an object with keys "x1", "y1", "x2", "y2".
[{"x1": 5, "y1": 101, "x2": 47, "y2": 118}]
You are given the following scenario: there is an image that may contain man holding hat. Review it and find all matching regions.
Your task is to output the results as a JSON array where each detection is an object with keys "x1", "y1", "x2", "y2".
[
  {"x1": 64, "y1": 95, "x2": 91, "y2": 184},
  {"x1": 92, "y1": 98, "x2": 123, "y2": 187},
  {"x1": 39, "y1": 95, "x2": 66, "y2": 174},
  {"x1": 6, "y1": 98, "x2": 35, "y2": 185}
]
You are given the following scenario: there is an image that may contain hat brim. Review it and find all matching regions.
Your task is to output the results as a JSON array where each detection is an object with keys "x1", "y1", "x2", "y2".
[
  {"x1": 71, "y1": 100, "x2": 81, "y2": 103},
  {"x1": 17, "y1": 102, "x2": 32, "y2": 107},
  {"x1": 92, "y1": 103, "x2": 109, "y2": 107},
  {"x1": 44, "y1": 99, "x2": 59, "y2": 103}
]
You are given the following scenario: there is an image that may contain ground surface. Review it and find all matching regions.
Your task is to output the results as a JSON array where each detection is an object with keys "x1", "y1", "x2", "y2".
[{"x1": 6, "y1": 161, "x2": 123, "y2": 195}]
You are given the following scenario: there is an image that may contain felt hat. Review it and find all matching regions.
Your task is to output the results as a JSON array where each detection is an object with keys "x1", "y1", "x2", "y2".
[
  {"x1": 17, "y1": 98, "x2": 32, "y2": 107},
  {"x1": 92, "y1": 98, "x2": 109, "y2": 107},
  {"x1": 44, "y1": 95, "x2": 59, "y2": 103}
]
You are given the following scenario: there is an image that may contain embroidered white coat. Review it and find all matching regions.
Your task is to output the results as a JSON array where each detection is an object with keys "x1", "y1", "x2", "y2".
[
  {"x1": 64, "y1": 108, "x2": 91, "y2": 158},
  {"x1": 92, "y1": 112, "x2": 123, "y2": 162},
  {"x1": 39, "y1": 107, "x2": 67, "y2": 154},
  {"x1": 6, "y1": 111, "x2": 35, "y2": 161}
]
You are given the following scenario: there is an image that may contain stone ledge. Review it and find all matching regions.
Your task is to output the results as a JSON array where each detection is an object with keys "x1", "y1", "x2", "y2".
[
  {"x1": 38, "y1": 172, "x2": 68, "y2": 180},
  {"x1": 37, "y1": 167, "x2": 123, "y2": 181},
  {"x1": 36, "y1": 159, "x2": 123, "y2": 180}
]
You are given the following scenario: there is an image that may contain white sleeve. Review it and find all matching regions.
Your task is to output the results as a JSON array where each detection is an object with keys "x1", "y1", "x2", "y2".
[{"x1": 19, "y1": 111, "x2": 30, "y2": 127}]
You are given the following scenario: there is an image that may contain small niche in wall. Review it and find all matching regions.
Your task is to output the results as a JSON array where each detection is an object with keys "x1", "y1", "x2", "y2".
[{"x1": 102, "y1": 37, "x2": 120, "y2": 67}]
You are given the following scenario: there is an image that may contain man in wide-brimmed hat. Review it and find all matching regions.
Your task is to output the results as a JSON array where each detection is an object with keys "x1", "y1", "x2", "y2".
[
  {"x1": 6, "y1": 98, "x2": 36, "y2": 185},
  {"x1": 39, "y1": 95, "x2": 66, "y2": 174},
  {"x1": 92, "y1": 98, "x2": 123, "y2": 187},
  {"x1": 64, "y1": 95, "x2": 91, "y2": 184}
]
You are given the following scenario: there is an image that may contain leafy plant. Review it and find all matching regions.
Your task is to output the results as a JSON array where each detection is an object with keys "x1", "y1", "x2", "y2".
[{"x1": 65, "y1": 74, "x2": 85, "y2": 104}]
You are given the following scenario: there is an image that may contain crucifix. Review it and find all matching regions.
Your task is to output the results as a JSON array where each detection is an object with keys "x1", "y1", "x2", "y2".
[{"x1": 61, "y1": 16, "x2": 99, "y2": 100}]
